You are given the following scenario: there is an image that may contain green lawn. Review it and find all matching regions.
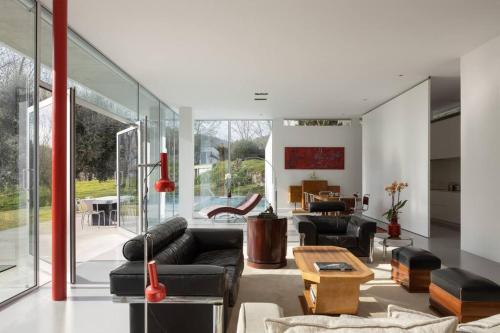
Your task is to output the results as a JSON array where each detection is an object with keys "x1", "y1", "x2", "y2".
[
  {"x1": 75, "y1": 179, "x2": 116, "y2": 199},
  {"x1": 0, "y1": 179, "x2": 116, "y2": 231}
]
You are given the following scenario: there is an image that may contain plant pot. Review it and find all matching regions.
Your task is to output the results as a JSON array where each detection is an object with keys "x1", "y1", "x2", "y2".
[{"x1": 388, "y1": 216, "x2": 401, "y2": 238}]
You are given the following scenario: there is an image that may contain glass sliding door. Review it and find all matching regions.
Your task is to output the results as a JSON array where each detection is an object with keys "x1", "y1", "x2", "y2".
[
  {"x1": 0, "y1": 0, "x2": 37, "y2": 304},
  {"x1": 139, "y1": 87, "x2": 160, "y2": 228},
  {"x1": 116, "y1": 126, "x2": 140, "y2": 234},
  {"x1": 37, "y1": 88, "x2": 53, "y2": 285}
]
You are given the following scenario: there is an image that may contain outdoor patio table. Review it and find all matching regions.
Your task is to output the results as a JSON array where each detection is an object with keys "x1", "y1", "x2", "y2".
[{"x1": 81, "y1": 196, "x2": 118, "y2": 226}]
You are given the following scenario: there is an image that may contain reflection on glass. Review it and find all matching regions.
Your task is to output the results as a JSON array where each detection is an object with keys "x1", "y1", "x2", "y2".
[
  {"x1": 139, "y1": 87, "x2": 160, "y2": 228},
  {"x1": 39, "y1": 9, "x2": 138, "y2": 122},
  {"x1": 160, "y1": 104, "x2": 178, "y2": 219},
  {"x1": 0, "y1": 0, "x2": 37, "y2": 303}
]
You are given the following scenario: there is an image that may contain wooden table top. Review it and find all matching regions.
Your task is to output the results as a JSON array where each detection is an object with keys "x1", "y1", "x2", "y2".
[{"x1": 293, "y1": 246, "x2": 374, "y2": 284}]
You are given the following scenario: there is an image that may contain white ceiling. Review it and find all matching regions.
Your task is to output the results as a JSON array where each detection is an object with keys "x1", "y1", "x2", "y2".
[{"x1": 41, "y1": 0, "x2": 500, "y2": 119}]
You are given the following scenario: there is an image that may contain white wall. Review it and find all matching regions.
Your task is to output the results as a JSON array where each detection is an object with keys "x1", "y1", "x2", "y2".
[
  {"x1": 178, "y1": 106, "x2": 194, "y2": 219},
  {"x1": 271, "y1": 118, "x2": 362, "y2": 214},
  {"x1": 362, "y1": 80, "x2": 430, "y2": 237},
  {"x1": 461, "y1": 35, "x2": 500, "y2": 263}
]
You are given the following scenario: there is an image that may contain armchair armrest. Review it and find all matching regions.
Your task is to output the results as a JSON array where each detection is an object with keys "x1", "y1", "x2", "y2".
[
  {"x1": 347, "y1": 216, "x2": 377, "y2": 255},
  {"x1": 110, "y1": 262, "x2": 226, "y2": 298},
  {"x1": 292, "y1": 216, "x2": 317, "y2": 245},
  {"x1": 190, "y1": 228, "x2": 243, "y2": 251}
]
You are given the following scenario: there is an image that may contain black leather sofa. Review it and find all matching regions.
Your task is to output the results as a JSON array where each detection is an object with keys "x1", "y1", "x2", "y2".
[
  {"x1": 110, "y1": 216, "x2": 244, "y2": 333},
  {"x1": 293, "y1": 212, "x2": 377, "y2": 258}
]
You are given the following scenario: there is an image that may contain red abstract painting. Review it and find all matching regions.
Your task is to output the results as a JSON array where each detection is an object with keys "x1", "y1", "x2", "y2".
[{"x1": 284, "y1": 147, "x2": 345, "y2": 169}]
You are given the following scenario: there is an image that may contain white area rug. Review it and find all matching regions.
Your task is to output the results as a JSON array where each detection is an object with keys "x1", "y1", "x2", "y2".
[{"x1": 227, "y1": 245, "x2": 437, "y2": 333}]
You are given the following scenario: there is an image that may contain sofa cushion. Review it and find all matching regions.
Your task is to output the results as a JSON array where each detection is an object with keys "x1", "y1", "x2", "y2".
[
  {"x1": 309, "y1": 216, "x2": 349, "y2": 234},
  {"x1": 193, "y1": 249, "x2": 243, "y2": 267},
  {"x1": 122, "y1": 216, "x2": 188, "y2": 261},
  {"x1": 392, "y1": 247, "x2": 441, "y2": 270},
  {"x1": 236, "y1": 303, "x2": 283, "y2": 333},
  {"x1": 387, "y1": 304, "x2": 439, "y2": 321},
  {"x1": 457, "y1": 314, "x2": 500, "y2": 332},
  {"x1": 431, "y1": 268, "x2": 500, "y2": 301},
  {"x1": 317, "y1": 234, "x2": 357, "y2": 248},
  {"x1": 264, "y1": 314, "x2": 457, "y2": 333}
]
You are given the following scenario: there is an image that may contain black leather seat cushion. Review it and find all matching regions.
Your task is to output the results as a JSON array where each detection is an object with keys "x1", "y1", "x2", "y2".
[
  {"x1": 317, "y1": 234, "x2": 358, "y2": 248},
  {"x1": 392, "y1": 246, "x2": 441, "y2": 270},
  {"x1": 110, "y1": 261, "x2": 226, "y2": 297},
  {"x1": 123, "y1": 217, "x2": 188, "y2": 261},
  {"x1": 309, "y1": 216, "x2": 349, "y2": 234},
  {"x1": 431, "y1": 268, "x2": 500, "y2": 301},
  {"x1": 193, "y1": 249, "x2": 243, "y2": 267}
]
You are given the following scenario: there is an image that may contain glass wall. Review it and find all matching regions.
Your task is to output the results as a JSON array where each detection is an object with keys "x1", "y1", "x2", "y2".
[
  {"x1": 0, "y1": 0, "x2": 179, "y2": 300},
  {"x1": 193, "y1": 120, "x2": 271, "y2": 217},
  {"x1": 0, "y1": 0, "x2": 37, "y2": 303},
  {"x1": 38, "y1": 4, "x2": 179, "y2": 233}
]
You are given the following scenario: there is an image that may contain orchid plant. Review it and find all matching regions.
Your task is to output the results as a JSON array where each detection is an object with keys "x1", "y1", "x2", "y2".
[{"x1": 382, "y1": 181, "x2": 409, "y2": 221}]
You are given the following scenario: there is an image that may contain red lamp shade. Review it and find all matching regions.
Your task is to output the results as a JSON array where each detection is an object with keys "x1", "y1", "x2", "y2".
[
  {"x1": 145, "y1": 260, "x2": 166, "y2": 302},
  {"x1": 155, "y1": 152, "x2": 175, "y2": 192}
]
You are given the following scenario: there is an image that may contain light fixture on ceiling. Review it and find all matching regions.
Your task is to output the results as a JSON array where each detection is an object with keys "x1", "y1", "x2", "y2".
[{"x1": 254, "y1": 92, "x2": 269, "y2": 101}]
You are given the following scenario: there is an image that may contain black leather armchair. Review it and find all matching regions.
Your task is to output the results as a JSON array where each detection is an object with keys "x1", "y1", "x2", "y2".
[
  {"x1": 293, "y1": 214, "x2": 377, "y2": 260},
  {"x1": 110, "y1": 216, "x2": 243, "y2": 333}
]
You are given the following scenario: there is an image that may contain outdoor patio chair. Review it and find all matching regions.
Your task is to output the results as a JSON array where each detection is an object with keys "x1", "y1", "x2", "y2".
[{"x1": 80, "y1": 200, "x2": 106, "y2": 229}]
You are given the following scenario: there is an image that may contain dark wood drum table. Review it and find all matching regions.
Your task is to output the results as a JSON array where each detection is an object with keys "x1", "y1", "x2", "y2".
[{"x1": 247, "y1": 215, "x2": 288, "y2": 269}]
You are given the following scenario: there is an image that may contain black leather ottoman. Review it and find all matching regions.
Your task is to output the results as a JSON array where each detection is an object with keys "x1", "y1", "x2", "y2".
[
  {"x1": 391, "y1": 246, "x2": 441, "y2": 292},
  {"x1": 430, "y1": 268, "x2": 500, "y2": 323}
]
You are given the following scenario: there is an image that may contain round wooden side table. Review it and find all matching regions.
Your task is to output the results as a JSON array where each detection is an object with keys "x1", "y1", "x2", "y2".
[{"x1": 247, "y1": 215, "x2": 287, "y2": 269}]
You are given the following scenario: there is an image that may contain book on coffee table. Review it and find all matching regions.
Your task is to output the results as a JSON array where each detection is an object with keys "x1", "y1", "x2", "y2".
[{"x1": 313, "y1": 262, "x2": 353, "y2": 272}]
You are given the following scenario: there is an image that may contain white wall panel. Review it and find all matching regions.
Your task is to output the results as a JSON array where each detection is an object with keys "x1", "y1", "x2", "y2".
[
  {"x1": 362, "y1": 80, "x2": 430, "y2": 237},
  {"x1": 461, "y1": 35, "x2": 500, "y2": 263}
]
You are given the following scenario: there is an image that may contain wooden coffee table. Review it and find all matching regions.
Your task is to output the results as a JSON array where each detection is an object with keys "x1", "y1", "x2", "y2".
[{"x1": 293, "y1": 246, "x2": 374, "y2": 315}]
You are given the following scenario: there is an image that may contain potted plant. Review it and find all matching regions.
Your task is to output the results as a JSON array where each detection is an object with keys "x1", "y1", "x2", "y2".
[{"x1": 382, "y1": 181, "x2": 408, "y2": 238}]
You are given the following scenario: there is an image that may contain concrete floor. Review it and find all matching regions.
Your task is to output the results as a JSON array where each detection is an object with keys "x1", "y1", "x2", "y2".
[
  {"x1": 1, "y1": 217, "x2": 500, "y2": 333},
  {"x1": 0, "y1": 215, "x2": 132, "y2": 302}
]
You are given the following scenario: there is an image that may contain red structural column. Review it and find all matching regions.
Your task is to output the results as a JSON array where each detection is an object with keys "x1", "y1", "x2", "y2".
[{"x1": 52, "y1": 0, "x2": 68, "y2": 301}]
